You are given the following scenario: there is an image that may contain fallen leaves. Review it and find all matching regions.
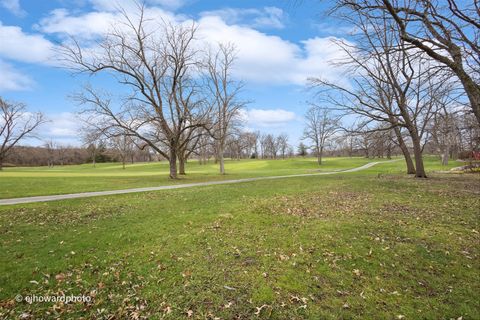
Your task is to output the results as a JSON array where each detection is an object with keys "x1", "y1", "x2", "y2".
[{"x1": 254, "y1": 191, "x2": 371, "y2": 219}]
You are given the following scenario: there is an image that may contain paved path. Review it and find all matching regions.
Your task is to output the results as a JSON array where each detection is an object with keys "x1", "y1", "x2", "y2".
[{"x1": 0, "y1": 160, "x2": 397, "y2": 206}]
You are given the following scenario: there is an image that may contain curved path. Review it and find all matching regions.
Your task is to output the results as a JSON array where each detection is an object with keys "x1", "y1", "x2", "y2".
[{"x1": 0, "y1": 160, "x2": 397, "y2": 206}]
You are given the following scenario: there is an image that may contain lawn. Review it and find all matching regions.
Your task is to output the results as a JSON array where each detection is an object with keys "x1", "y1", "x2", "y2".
[
  {"x1": 0, "y1": 156, "x2": 478, "y2": 319},
  {"x1": 1, "y1": 157, "x2": 381, "y2": 199}
]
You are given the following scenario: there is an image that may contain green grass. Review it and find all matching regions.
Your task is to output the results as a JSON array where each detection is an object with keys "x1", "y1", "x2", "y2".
[
  {"x1": 0, "y1": 156, "x2": 478, "y2": 319},
  {"x1": 0, "y1": 157, "x2": 382, "y2": 199}
]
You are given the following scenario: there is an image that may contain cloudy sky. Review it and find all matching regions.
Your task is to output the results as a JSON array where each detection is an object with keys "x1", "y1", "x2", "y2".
[{"x1": 0, "y1": 0, "x2": 352, "y2": 146}]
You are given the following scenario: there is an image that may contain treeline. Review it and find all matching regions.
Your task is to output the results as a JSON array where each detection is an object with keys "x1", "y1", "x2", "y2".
[{"x1": 3, "y1": 144, "x2": 152, "y2": 167}]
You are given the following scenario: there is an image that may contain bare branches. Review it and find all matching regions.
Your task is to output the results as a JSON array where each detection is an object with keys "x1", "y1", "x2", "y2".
[
  {"x1": 335, "y1": 0, "x2": 480, "y2": 124},
  {"x1": 0, "y1": 98, "x2": 46, "y2": 170},
  {"x1": 303, "y1": 104, "x2": 341, "y2": 165},
  {"x1": 204, "y1": 42, "x2": 246, "y2": 174},
  {"x1": 62, "y1": 4, "x2": 212, "y2": 178}
]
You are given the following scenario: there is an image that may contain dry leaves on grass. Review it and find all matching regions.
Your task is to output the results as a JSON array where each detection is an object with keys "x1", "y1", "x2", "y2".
[
  {"x1": 254, "y1": 191, "x2": 371, "y2": 219},
  {"x1": 4, "y1": 203, "x2": 133, "y2": 226}
]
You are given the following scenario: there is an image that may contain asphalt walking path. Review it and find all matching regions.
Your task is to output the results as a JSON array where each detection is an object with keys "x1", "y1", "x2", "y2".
[{"x1": 0, "y1": 160, "x2": 398, "y2": 206}]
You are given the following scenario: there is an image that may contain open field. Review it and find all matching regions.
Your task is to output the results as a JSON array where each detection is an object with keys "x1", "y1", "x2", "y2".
[
  {"x1": 0, "y1": 157, "x2": 479, "y2": 319},
  {"x1": 0, "y1": 157, "x2": 384, "y2": 199},
  {"x1": 0, "y1": 156, "x2": 463, "y2": 199}
]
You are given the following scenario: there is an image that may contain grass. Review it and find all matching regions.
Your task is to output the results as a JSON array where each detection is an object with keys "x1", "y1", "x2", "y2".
[
  {"x1": 0, "y1": 157, "x2": 378, "y2": 199},
  {"x1": 0, "y1": 156, "x2": 478, "y2": 319}
]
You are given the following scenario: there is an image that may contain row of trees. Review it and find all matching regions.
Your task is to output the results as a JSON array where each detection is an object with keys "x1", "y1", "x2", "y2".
[{"x1": 2, "y1": 98, "x2": 477, "y2": 169}]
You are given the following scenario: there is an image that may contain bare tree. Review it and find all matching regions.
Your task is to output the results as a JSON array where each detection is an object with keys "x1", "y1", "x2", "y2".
[
  {"x1": 45, "y1": 140, "x2": 56, "y2": 168},
  {"x1": 303, "y1": 105, "x2": 341, "y2": 165},
  {"x1": 310, "y1": 7, "x2": 452, "y2": 177},
  {"x1": 109, "y1": 132, "x2": 135, "y2": 169},
  {"x1": 63, "y1": 4, "x2": 208, "y2": 179},
  {"x1": 0, "y1": 98, "x2": 45, "y2": 170},
  {"x1": 276, "y1": 133, "x2": 290, "y2": 159},
  {"x1": 82, "y1": 129, "x2": 104, "y2": 168},
  {"x1": 205, "y1": 43, "x2": 245, "y2": 174},
  {"x1": 57, "y1": 144, "x2": 68, "y2": 166},
  {"x1": 335, "y1": 0, "x2": 480, "y2": 125}
]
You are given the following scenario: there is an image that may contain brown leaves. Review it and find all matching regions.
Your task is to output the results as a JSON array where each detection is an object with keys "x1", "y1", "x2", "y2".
[
  {"x1": 55, "y1": 273, "x2": 66, "y2": 282},
  {"x1": 352, "y1": 269, "x2": 362, "y2": 277},
  {"x1": 255, "y1": 191, "x2": 371, "y2": 219}
]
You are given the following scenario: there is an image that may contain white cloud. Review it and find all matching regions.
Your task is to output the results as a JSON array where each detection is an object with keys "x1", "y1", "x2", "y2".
[
  {"x1": 34, "y1": 4, "x2": 348, "y2": 86},
  {"x1": 0, "y1": 22, "x2": 55, "y2": 64},
  {"x1": 0, "y1": 59, "x2": 34, "y2": 91},
  {"x1": 242, "y1": 108, "x2": 297, "y2": 127},
  {"x1": 200, "y1": 6, "x2": 286, "y2": 29},
  {"x1": 198, "y1": 16, "x2": 349, "y2": 85},
  {"x1": 36, "y1": 6, "x2": 179, "y2": 41},
  {"x1": 0, "y1": 0, "x2": 26, "y2": 17},
  {"x1": 42, "y1": 112, "x2": 81, "y2": 140},
  {"x1": 36, "y1": 8, "x2": 118, "y2": 40}
]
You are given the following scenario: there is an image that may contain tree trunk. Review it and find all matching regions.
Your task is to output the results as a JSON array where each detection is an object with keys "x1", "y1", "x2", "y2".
[
  {"x1": 393, "y1": 126, "x2": 415, "y2": 174},
  {"x1": 456, "y1": 66, "x2": 480, "y2": 125},
  {"x1": 441, "y1": 144, "x2": 450, "y2": 166},
  {"x1": 219, "y1": 154, "x2": 225, "y2": 175},
  {"x1": 0, "y1": 157, "x2": 3, "y2": 170},
  {"x1": 411, "y1": 134, "x2": 427, "y2": 178},
  {"x1": 169, "y1": 148, "x2": 177, "y2": 179},
  {"x1": 179, "y1": 156, "x2": 186, "y2": 175},
  {"x1": 219, "y1": 141, "x2": 225, "y2": 174},
  {"x1": 318, "y1": 146, "x2": 323, "y2": 165}
]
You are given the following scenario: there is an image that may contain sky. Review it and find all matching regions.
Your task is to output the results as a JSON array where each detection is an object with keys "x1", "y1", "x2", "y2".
[{"x1": 0, "y1": 0, "x2": 353, "y2": 147}]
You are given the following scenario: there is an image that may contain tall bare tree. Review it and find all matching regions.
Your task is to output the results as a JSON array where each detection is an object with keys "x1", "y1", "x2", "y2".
[
  {"x1": 63, "y1": 4, "x2": 207, "y2": 179},
  {"x1": 310, "y1": 7, "x2": 452, "y2": 177},
  {"x1": 205, "y1": 43, "x2": 245, "y2": 174},
  {"x1": 0, "y1": 98, "x2": 45, "y2": 170},
  {"x1": 303, "y1": 105, "x2": 341, "y2": 165}
]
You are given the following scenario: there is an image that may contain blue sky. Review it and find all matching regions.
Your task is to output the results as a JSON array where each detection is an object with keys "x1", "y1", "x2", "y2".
[{"x1": 0, "y1": 0, "x2": 352, "y2": 146}]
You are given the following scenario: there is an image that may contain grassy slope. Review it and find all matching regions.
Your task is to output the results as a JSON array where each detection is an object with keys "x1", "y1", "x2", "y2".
[
  {"x1": 0, "y1": 157, "x2": 478, "y2": 319},
  {"x1": 1, "y1": 157, "x2": 386, "y2": 199}
]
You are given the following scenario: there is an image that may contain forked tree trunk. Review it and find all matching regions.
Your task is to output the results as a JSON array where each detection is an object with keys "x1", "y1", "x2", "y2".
[{"x1": 393, "y1": 126, "x2": 415, "y2": 174}]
